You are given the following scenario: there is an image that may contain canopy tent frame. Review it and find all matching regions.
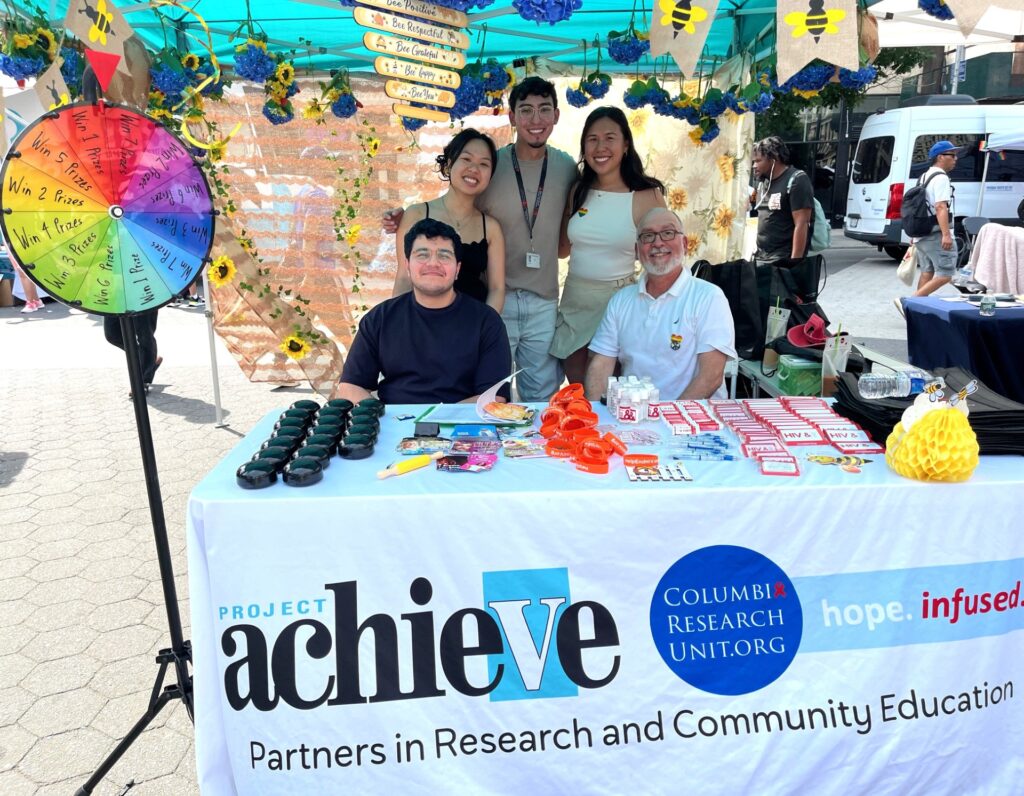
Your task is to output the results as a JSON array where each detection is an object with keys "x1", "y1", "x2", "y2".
[{"x1": 977, "y1": 130, "x2": 1024, "y2": 214}]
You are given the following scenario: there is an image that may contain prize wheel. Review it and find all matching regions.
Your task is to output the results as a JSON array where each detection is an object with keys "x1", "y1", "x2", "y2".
[{"x1": 0, "y1": 102, "x2": 215, "y2": 316}]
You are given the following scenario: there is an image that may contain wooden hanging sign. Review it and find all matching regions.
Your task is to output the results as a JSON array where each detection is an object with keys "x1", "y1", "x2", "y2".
[
  {"x1": 354, "y1": 7, "x2": 470, "y2": 50},
  {"x1": 356, "y1": 0, "x2": 468, "y2": 29},
  {"x1": 374, "y1": 57, "x2": 461, "y2": 89},
  {"x1": 393, "y1": 103, "x2": 450, "y2": 123},
  {"x1": 385, "y1": 80, "x2": 456, "y2": 108},
  {"x1": 363, "y1": 32, "x2": 466, "y2": 69}
]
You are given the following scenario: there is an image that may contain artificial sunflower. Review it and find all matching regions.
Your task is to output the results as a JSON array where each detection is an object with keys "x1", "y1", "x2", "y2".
[
  {"x1": 35, "y1": 28, "x2": 57, "y2": 58},
  {"x1": 627, "y1": 108, "x2": 649, "y2": 133},
  {"x1": 792, "y1": 88, "x2": 820, "y2": 100},
  {"x1": 344, "y1": 224, "x2": 362, "y2": 247},
  {"x1": 207, "y1": 139, "x2": 227, "y2": 163},
  {"x1": 688, "y1": 127, "x2": 704, "y2": 147},
  {"x1": 207, "y1": 255, "x2": 236, "y2": 287},
  {"x1": 280, "y1": 335, "x2": 311, "y2": 361},
  {"x1": 711, "y1": 205, "x2": 735, "y2": 239},
  {"x1": 684, "y1": 234, "x2": 701, "y2": 256},
  {"x1": 668, "y1": 186, "x2": 688, "y2": 211},
  {"x1": 367, "y1": 137, "x2": 380, "y2": 158},
  {"x1": 275, "y1": 62, "x2": 295, "y2": 86},
  {"x1": 717, "y1": 155, "x2": 735, "y2": 183},
  {"x1": 245, "y1": 38, "x2": 268, "y2": 51},
  {"x1": 239, "y1": 236, "x2": 256, "y2": 255},
  {"x1": 181, "y1": 52, "x2": 201, "y2": 70},
  {"x1": 12, "y1": 33, "x2": 36, "y2": 50},
  {"x1": 303, "y1": 99, "x2": 326, "y2": 122},
  {"x1": 149, "y1": 108, "x2": 173, "y2": 121},
  {"x1": 149, "y1": 89, "x2": 166, "y2": 105}
]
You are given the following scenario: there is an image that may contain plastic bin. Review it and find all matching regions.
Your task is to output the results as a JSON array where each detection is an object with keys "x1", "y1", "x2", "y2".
[{"x1": 777, "y1": 354, "x2": 822, "y2": 396}]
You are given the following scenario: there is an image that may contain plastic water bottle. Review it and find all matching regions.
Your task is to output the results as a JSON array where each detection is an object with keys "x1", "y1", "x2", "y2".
[
  {"x1": 858, "y1": 369, "x2": 939, "y2": 399},
  {"x1": 952, "y1": 265, "x2": 973, "y2": 288}
]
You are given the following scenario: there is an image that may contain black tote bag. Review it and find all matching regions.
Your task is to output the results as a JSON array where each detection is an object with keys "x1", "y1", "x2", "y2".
[
  {"x1": 756, "y1": 254, "x2": 829, "y2": 332},
  {"x1": 691, "y1": 258, "x2": 763, "y2": 360}
]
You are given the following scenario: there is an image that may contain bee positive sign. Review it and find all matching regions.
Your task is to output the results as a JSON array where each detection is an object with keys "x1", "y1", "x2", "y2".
[
  {"x1": 354, "y1": 0, "x2": 470, "y2": 124},
  {"x1": 648, "y1": 0, "x2": 721, "y2": 77},
  {"x1": 774, "y1": 0, "x2": 859, "y2": 82}
]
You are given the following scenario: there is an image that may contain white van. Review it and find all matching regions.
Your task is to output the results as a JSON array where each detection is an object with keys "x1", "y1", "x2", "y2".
[{"x1": 844, "y1": 97, "x2": 1024, "y2": 260}]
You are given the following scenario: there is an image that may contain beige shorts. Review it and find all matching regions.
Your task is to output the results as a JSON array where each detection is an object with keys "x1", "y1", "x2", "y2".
[{"x1": 550, "y1": 272, "x2": 636, "y2": 359}]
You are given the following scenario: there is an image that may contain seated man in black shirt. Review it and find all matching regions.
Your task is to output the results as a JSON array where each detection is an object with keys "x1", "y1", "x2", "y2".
[{"x1": 338, "y1": 218, "x2": 512, "y2": 404}]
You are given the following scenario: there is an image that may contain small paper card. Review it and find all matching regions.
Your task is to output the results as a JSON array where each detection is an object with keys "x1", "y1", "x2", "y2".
[
  {"x1": 834, "y1": 441, "x2": 885, "y2": 455},
  {"x1": 501, "y1": 439, "x2": 548, "y2": 459},
  {"x1": 396, "y1": 437, "x2": 451, "y2": 455},
  {"x1": 437, "y1": 454, "x2": 498, "y2": 472},
  {"x1": 450, "y1": 439, "x2": 501, "y2": 454}
]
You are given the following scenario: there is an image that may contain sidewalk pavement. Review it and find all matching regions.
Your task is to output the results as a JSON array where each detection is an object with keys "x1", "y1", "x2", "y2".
[
  {"x1": 0, "y1": 244, "x2": 943, "y2": 793},
  {"x1": 1, "y1": 301, "x2": 312, "y2": 794}
]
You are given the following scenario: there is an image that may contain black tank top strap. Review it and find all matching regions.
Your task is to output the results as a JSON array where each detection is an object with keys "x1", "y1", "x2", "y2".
[
  {"x1": 424, "y1": 203, "x2": 431, "y2": 219},
  {"x1": 481, "y1": 211, "x2": 487, "y2": 241}
]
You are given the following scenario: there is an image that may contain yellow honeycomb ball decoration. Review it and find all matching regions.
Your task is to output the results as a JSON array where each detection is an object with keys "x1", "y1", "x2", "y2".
[{"x1": 886, "y1": 407, "x2": 979, "y2": 482}]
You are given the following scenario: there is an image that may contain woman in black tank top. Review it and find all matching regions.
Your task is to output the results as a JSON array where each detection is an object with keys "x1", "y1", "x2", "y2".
[{"x1": 392, "y1": 130, "x2": 506, "y2": 313}]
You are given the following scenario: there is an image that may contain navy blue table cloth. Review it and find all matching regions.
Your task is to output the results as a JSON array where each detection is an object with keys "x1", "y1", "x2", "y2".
[{"x1": 904, "y1": 296, "x2": 1024, "y2": 403}]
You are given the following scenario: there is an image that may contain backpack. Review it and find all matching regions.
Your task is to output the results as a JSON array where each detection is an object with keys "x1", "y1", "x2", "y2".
[
  {"x1": 786, "y1": 170, "x2": 830, "y2": 254},
  {"x1": 901, "y1": 172, "x2": 942, "y2": 238}
]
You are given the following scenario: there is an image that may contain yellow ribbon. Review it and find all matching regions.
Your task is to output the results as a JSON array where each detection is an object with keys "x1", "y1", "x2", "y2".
[{"x1": 179, "y1": 120, "x2": 244, "y2": 152}]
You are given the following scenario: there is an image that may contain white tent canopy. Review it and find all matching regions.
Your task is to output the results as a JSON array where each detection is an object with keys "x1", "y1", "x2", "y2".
[
  {"x1": 871, "y1": 0, "x2": 1024, "y2": 47},
  {"x1": 986, "y1": 131, "x2": 1024, "y2": 152}
]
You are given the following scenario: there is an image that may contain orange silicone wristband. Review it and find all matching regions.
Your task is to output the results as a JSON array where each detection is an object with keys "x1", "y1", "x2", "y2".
[
  {"x1": 603, "y1": 433, "x2": 628, "y2": 456},
  {"x1": 575, "y1": 456, "x2": 610, "y2": 474},
  {"x1": 624, "y1": 454, "x2": 659, "y2": 468},
  {"x1": 545, "y1": 439, "x2": 576, "y2": 458}
]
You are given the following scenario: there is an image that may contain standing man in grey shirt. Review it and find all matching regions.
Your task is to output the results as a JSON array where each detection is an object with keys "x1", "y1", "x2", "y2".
[{"x1": 384, "y1": 77, "x2": 576, "y2": 401}]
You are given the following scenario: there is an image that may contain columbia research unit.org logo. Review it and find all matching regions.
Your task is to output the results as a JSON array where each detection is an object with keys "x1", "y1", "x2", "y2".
[{"x1": 650, "y1": 545, "x2": 803, "y2": 695}]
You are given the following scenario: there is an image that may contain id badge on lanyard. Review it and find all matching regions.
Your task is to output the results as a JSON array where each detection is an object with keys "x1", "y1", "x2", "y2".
[{"x1": 512, "y1": 149, "x2": 547, "y2": 270}]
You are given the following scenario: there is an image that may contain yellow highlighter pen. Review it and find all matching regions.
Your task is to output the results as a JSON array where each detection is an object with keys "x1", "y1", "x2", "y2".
[{"x1": 377, "y1": 451, "x2": 443, "y2": 479}]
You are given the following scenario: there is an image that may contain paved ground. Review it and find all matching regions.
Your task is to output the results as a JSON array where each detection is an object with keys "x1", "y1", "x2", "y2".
[{"x1": 0, "y1": 238, "x2": 956, "y2": 794}]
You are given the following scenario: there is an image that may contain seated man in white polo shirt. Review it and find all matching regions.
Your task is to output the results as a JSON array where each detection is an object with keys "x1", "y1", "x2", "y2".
[{"x1": 584, "y1": 208, "x2": 736, "y2": 401}]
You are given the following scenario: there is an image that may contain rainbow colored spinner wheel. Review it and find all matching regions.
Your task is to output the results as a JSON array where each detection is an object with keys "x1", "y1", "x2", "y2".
[{"x1": 0, "y1": 102, "x2": 214, "y2": 315}]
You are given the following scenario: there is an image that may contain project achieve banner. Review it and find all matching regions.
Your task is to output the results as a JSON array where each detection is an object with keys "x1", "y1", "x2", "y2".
[{"x1": 187, "y1": 456, "x2": 1024, "y2": 794}]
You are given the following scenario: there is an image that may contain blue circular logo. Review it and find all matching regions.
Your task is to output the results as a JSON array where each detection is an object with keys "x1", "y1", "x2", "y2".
[{"x1": 650, "y1": 546, "x2": 802, "y2": 695}]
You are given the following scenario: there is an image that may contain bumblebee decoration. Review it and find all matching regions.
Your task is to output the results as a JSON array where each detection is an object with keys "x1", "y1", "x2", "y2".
[
  {"x1": 784, "y1": 0, "x2": 846, "y2": 43},
  {"x1": 45, "y1": 81, "x2": 70, "y2": 111},
  {"x1": 80, "y1": 0, "x2": 115, "y2": 46},
  {"x1": 922, "y1": 379, "x2": 945, "y2": 402},
  {"x1": 949, "y1": 380, "x2": 979, "y2": 408},
  {"x1": 658, "y1": 0, "x2": 709, "y2": 36},
  {"x1": 807, "y1": 455, "x2": 870, "y2": 474}
]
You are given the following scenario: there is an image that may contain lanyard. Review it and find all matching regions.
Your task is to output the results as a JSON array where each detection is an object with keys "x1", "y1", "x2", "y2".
[{"x1": 510, "y1": 148, "x2": 548, "y2": 243}]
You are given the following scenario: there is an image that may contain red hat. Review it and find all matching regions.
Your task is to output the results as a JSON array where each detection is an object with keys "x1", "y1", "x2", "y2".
[{"x1": 787, "y1": 313, "x2": 830, "y2": 348}]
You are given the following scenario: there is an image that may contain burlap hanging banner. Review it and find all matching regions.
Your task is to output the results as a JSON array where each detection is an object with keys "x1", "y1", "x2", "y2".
[
  {"x1": 944, "y1": 0, "x2": 1024, "y2": 37},
  {"x1": 63, "y1": 0, "x2": 136, "y2": 77},
  {"x1": 776, "y1": 0, "x2": 859, "y2": 84},
  {"x1": 33, "y1": 60, "x2": 72, "y2": 111},
  {"x1": 648, "y1": 0, "x2": 721, "y2": 77}
]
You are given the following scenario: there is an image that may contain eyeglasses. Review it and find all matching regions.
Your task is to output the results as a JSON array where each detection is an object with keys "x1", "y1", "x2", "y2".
[
  {"x1": 411, "y1": 249, "x2": 456, "y2": 264},
  {"x1": 515, "y1": 105, "x2": 556, "y2": 120},
  {"x1": 637, "y1": 229, "x2": 682, "y2": 244}
]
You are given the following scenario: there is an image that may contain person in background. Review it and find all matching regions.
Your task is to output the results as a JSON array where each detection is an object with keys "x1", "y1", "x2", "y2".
[
  {"x1": 104, "y1": 311, "x2": 161, "y2": 396},
  {"x1": 750, "y1": 136, "x2": 814, "y2": 262},
  {"x1": 12, "y1": 260, "x2": 43, "y2": 314},
  {"x1": 383, "y1": 77, "x2": 576, "y2": 402},
  {"x1": 585, "y1": 209, "x2": 735, "y2": 401},
  {"x1": 391, "y1": 129, "x2": 506, "y2": 313},
  {"x1": 551, "y1": 106, "x2": 666, "y2": 385},
  {"x1": 898, "y1": 140, "x2": 961, "y2": 311},
  {"x1": 338, "y1": 219, "x2": 511, "y2": 405}
]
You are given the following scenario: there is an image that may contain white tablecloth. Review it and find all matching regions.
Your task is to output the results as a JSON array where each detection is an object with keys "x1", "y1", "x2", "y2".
[{"x1": 187, "y1": 405, "x2": 1024, "y2": 794}]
